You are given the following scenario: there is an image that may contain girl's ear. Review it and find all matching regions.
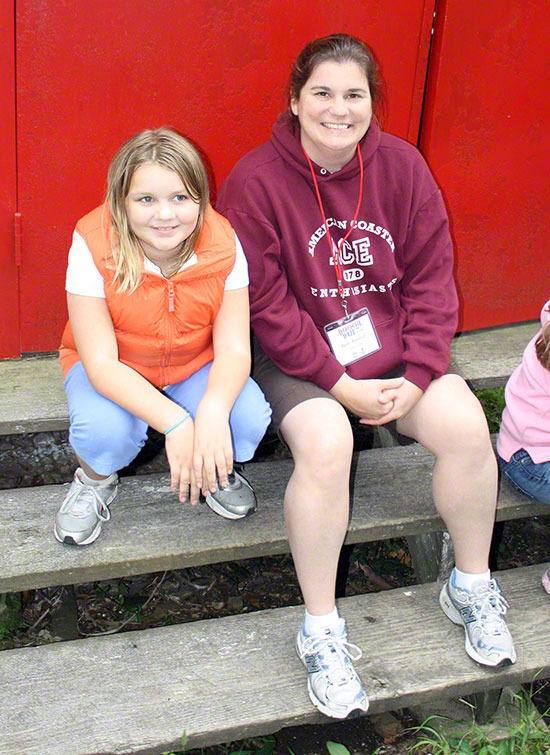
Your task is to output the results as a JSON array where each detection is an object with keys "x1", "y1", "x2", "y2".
[{"x1": 290, "y1": 99, "x2": 299, "y2": 117}]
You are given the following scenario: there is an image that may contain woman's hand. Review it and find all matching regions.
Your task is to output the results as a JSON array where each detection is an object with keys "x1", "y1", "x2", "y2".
[
  {"x1": 192, "y1": 397, "x2": 233, "y2": 495},
  {"x1": 359, "y1": 378, "x2": 423, "y2": 425},
  {"x1": 330, "y1": 372, "x2": 405, "y2": 421},
  {"x1": 164, "y1": 416, "x2": 200, "y2": 504}
]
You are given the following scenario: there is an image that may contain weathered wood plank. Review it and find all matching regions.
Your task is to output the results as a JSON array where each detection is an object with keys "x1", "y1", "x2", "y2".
[
  {"x1": 450, "y1": 320, "x2": 538, "y2": 389},
  {"x1": 0, "y1": 356, "x2": 67, "y2": 434},
  {"x1": 0, "y1": 320, "x2": 539, "y2": 435},
  {"x1": 1, "y1": 442, "x2": 548, "y2": 593},
  {"x1": 0, "y1": 563, "x2": 547, "y2": 755}
]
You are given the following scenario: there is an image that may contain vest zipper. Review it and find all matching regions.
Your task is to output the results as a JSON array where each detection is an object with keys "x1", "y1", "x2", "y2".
[
  {"x1": 167, "y1": 284, "x2": 175, "y2": 312},
  {"x1": 164, "y1": 282, "x2": 176, "y2": 380}
]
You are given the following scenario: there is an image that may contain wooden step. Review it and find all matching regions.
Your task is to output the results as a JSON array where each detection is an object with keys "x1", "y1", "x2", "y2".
[
  {"x1": 0, "y1": 562, "x2": 547, "y2": 755},
  {"x1": 0, "y1": 320, "x2": 538, "y2": 436},
  {"x1": 0, "y1": 356, "x2": 66, "y2": 435},
  {"x1": 1, "y1": 442, "x2": 548, "y2": 594},
  {"x1": 449, "y1": 320, "x2": 538, "y2": 389}
]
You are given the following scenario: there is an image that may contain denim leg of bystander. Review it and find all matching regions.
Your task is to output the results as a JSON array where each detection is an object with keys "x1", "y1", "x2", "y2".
[{"x1": 498, "y1": 449, "x2": 550, "y2": 505}]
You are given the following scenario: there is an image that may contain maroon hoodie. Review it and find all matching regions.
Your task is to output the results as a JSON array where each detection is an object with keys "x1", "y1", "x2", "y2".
[{"x1": 217, "y1": 114, "x2": 458, "y2": 393}]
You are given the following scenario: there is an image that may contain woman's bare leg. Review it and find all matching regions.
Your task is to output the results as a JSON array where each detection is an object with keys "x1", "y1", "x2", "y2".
[
  {"x1": 397, "y1": 374, "x2": 497, "y2": 572},
  {"x1": 280, "y1": 397, "x2": 354, "y2": 614}
]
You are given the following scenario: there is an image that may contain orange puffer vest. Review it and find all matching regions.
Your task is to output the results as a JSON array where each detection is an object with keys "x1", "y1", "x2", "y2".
[{"x1": 59, "y1": 203, "x2": 236, "y2": 388}]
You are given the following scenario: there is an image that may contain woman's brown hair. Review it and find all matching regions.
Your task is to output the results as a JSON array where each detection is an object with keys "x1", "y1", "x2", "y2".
[
  {"x1": 535, "y1": 305, "x2": 550, "y2": 369},
  {"x1": 287, "y1": 33, "x2": 385, "y2": 122}
]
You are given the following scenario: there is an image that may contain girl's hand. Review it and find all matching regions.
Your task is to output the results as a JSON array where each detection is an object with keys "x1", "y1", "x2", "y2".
[
  {"x1": 360, "y1": 379, "x2": 423, "y2": 425},
  {"x1": 193, "y1": 397, "x2": 234, "y2": 495},
  {"x1": 330, "y1": 373, "x2": 405, "y2": 421},
  {"x1": 164, "y1": 416, "x2": 200, "y2": 505}
]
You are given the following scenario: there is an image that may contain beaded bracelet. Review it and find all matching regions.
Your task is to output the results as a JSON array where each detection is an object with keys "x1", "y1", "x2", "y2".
[{"x1": 163, "y1": 413, "x2": 190, "y2": 435}]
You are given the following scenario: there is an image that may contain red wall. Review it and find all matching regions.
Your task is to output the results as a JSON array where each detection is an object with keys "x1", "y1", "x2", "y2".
[
  {"x1": 420, "y1": 0, "x2": 550, "y2": 330},
  {"x1": 0, "y1": 2, "x2": 18, "y2": 357},
  {"x1": 2, "y1": 0, "x2": 547, "y2": 357},
  {"x1": 2, "y1": 0, "x2": 434, "y2": 357}
]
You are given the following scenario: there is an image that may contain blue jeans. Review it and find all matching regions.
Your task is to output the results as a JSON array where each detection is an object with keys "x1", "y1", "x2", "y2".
[
  {"x1": 497, "y1": 449, "x2": 550, "y2": 504},
  {"x1": 65, "y1": 361, "x2": 272, "y2": 476}
]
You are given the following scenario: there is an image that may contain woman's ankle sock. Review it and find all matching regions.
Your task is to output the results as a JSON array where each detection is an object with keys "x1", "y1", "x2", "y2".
[
  {"x1": 453, "y1": 566, "x2": 491, "y2": 591},
  {"x1": 303, "y1": 607, "x2": 339, "y2": 635}
]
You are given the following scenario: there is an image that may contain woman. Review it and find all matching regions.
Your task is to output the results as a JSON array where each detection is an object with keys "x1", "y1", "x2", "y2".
[{"x1": 218, "y1": 34, "x2": 514, "y2": 719}]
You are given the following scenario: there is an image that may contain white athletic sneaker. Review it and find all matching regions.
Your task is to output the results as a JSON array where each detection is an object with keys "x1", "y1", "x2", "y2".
[
  {"x1": 54, "y1": 468, "x2": 118, "y2": 545},
  {"x1": 296, "y1": 617, "x2": 369, "y2": 719},
  {"x1": 439, "y1": 573, "x2": 516, "y2": 667}
]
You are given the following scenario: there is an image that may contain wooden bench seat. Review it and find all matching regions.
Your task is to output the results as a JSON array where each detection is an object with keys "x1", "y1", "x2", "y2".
[
  {"x1": 1, "y1": 440, "x2": 548, "y2": 594},
  {"x1": 0, "y1": 563, "x2": 548, "y2": 755},
  {"x1": 0, "y1": 320, "x2": 538, "y2": 436}
]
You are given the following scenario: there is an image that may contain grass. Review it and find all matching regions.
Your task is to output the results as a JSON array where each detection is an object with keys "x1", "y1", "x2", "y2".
[
  {"x1": 475, "y1": 387, "x2": 505, "y2": 433},
  {"x1": 409, "y1": 686, "x2": 550, "y2": 754},
  {"x1": 0, "y1": 593, "x2": 27, "y2": 645}
]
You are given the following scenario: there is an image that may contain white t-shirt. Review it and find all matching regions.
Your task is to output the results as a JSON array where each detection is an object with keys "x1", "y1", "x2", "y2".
[{"x1": 65, "y1": 230, "x2": 249, "y2": 296}]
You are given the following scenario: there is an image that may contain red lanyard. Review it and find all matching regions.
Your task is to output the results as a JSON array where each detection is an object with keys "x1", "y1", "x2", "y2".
[{"x1": 302, "y1": 143, "x2": 364, "y2": 315}]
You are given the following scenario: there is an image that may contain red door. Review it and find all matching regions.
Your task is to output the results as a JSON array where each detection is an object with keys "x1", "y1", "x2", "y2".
[
  {"x1": 420, "y1": 0, "x2": 550, "y2": 330},
  {"x1": 5, "y1": 0, "x2": 434, "y2": 357},
  {"x1": 0, "y1": 2, "x2": 18, "y2": 357}
]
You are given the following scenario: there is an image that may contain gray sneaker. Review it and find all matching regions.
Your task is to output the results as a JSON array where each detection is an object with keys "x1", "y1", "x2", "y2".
[
  {"x1": 439, "y1": 573, "x2": 516, "y2": 667},
  {"x1": 205, "y1": 469, "x2": 256, "y2": 519},
  {"x1": 296, "y1": 618, "x2": 369, "y2": 719},
  {"x1": 54, "y1": 468, "x2": 118, "y2": 545}
]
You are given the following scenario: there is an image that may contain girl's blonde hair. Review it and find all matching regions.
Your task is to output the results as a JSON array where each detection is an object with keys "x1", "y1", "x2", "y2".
[
  {"x1": 535, "y1": 304, "x2": 550, "y2": 370},
  {"x1": 106, "y1": 127, "x2": 209, "y2": 291}
]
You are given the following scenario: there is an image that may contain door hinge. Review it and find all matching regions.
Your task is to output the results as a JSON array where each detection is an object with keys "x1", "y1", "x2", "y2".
[{"x1": 14, "y1": 212, "x2": 22, "y2": 267}]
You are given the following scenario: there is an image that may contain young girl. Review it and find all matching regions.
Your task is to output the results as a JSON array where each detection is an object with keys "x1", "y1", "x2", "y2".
[
  {"x1": 56, "y1": 127, "x2": 271, "y2": 545},
  {"x1": 497, "y1": 299, "x2": 550, "y2": 593}
]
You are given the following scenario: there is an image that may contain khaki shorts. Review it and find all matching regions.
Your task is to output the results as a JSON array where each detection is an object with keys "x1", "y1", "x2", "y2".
[
  {"x1": 252, "y1": 335, "x2": 460, "y2": 436},
  {"x1": 252, "y1": 337, "x2": 336, "y2": 430}
]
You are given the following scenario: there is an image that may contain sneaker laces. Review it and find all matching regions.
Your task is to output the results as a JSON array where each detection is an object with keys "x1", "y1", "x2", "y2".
[
  {"x1": 298, "y1": 631, "x2": 362, "y2": 685},
  {"x1": 469, "y1": 579, "x2": 510, "y2": 637},
  {"x1": 219, "y1": 472, "x2": 241, "y2": 492},
  {"x1": 59, "y1": 477, "x2": 112, "y2": 522}
]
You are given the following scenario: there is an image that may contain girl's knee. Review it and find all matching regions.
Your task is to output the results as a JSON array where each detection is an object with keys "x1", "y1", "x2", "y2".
[
  {"x1": 70, "y1": 409, "x2": 147, "y2": 472},
  {"x1": 65, "y1": 362, "x2": 148, "y2": 469},
  {"x1": 432, "y1": 416, "x2": 492, "y2": 462},
  {"x1": 230, "y1": 378, "x2": 272, "y2": 458}
]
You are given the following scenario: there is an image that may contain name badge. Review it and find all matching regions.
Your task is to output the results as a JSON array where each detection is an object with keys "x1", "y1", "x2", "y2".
[{"x1": 324, "y1": 307, "x2": 381, "y2": 366}]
